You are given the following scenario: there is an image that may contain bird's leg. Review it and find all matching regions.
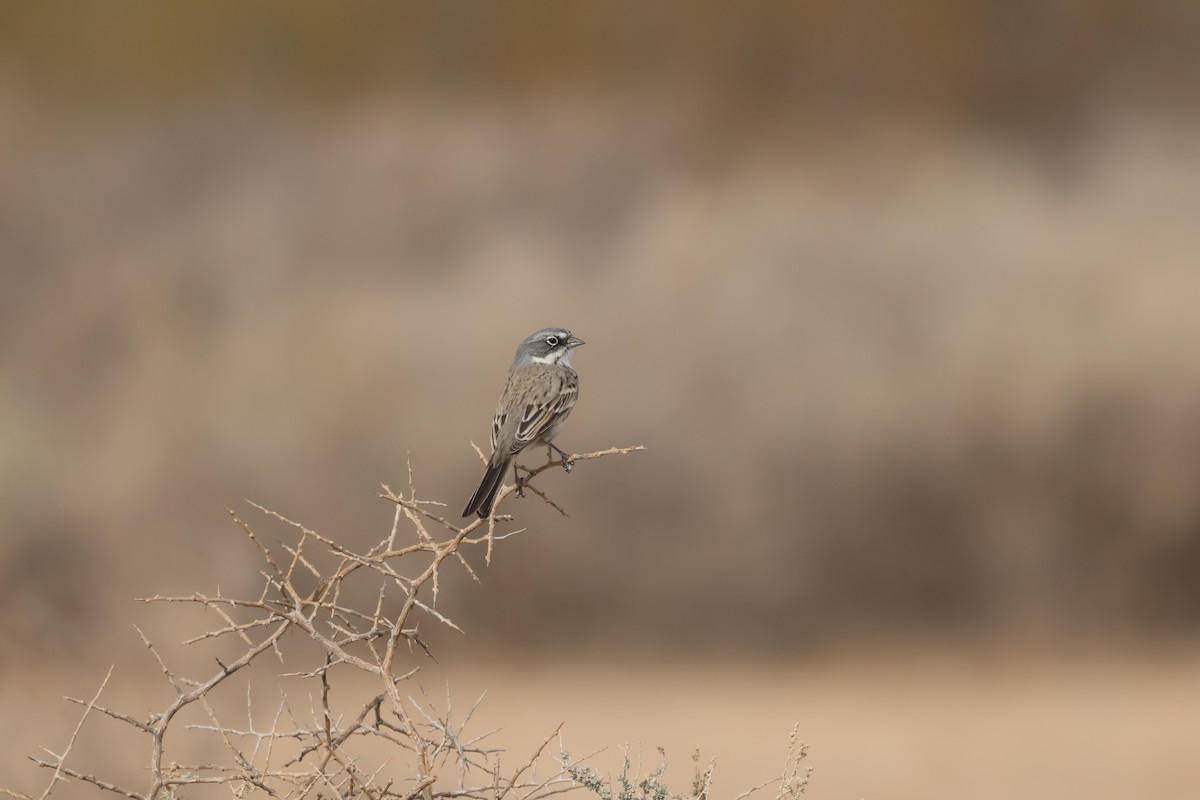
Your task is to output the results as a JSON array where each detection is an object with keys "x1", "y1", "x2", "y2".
[
  {"x1": 547, "y1": 442, "x2": 573, "y2": 473},
  {"x1": 512, "y1": 463, "x2": 526, "y2": 498}
]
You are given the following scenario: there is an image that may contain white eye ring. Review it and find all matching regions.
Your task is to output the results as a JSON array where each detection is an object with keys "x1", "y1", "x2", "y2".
[{"x1": 546, "y1": 336, "x2": 560, "y2": 347}]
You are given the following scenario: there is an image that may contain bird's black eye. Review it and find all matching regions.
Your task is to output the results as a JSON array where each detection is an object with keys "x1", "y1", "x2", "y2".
[{"x1": 546, "y1": 335, "x2": 560, "y2": 347}]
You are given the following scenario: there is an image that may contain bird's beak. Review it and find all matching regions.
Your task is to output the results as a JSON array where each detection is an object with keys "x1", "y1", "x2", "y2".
[{"x1": 566, "y1": 336, "x2": 585, "y2": 348}]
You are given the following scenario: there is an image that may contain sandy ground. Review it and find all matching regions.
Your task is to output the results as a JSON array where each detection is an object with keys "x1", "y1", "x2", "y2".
[{"x1": 6, "y1": 647, "x2": 1197, "y2": 800}]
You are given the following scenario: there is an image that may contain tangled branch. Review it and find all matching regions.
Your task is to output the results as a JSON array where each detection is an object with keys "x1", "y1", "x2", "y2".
[
  {"x1": 8, "y1": 446, "x2": 644, "y2": 800},
  {"x1": 6, "y1": 442, "x2": 808, "y2": 800}
]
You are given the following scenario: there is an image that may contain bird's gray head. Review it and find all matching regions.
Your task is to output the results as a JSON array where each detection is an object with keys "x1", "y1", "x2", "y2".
[{"x1": 513, "y1": 327, "x2": 585, "y2": 368}]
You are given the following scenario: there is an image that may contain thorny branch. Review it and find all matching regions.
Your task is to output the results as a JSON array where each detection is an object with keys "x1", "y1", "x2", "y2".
[
  {"x1": 5, "y1": 443, "x2": 808, "y2": 800},
  {"x1": 5, "y1": 445, "x2": 643, "y2": 800}
]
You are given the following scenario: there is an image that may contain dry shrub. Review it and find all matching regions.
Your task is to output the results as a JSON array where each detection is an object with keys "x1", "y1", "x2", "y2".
[{"x1": 4, "y1": 444, "x2": 807, "y2": 800}]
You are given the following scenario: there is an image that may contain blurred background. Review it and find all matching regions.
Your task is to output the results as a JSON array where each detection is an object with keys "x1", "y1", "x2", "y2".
[{"x1": 2, "y1": 2, "x2": 1200, "y2": 798}]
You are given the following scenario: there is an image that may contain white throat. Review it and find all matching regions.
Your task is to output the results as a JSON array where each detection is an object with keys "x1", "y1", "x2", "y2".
[{"x1": 530, "y1": 348, "x2": 573, "y2": 367}]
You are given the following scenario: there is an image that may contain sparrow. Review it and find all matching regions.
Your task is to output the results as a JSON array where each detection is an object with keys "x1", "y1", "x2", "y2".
[{"x1": 462, "y1": 327, "x2": 584, "y2": 518}]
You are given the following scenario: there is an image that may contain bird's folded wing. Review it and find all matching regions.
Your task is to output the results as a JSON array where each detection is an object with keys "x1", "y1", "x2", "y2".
[{"x1": 512, "y1": 385, "x2": 576, "y2": 450}]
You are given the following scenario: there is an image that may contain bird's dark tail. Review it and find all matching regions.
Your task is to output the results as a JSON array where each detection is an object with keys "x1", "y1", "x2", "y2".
[{"x1": 462, "y1": 456, "x2": 512, "y2": 518}]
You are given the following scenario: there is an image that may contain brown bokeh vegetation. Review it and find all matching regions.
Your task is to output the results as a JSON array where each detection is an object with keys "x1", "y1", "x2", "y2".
[{"x1": 3, "y1": 4, "x2": 1200, "y2": 798}]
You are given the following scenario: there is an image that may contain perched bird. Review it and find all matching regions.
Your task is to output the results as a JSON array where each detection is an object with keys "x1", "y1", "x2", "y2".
[{"x1": 462, "y1": 327, "x2": 584, "y2": 518}]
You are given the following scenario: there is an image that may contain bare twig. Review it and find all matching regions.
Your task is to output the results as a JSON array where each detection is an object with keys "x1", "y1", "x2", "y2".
[{"x1": 24, "y1": 666, "x2": 117, "y2": 800}]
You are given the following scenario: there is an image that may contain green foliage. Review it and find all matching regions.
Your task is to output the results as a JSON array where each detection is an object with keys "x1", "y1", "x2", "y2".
[
  {"x1": 563, "y1": 725, "x2": 811, "y2": 800},
  {"x1": 563, "y1": 749, "x2": 670, "y2": 800}
]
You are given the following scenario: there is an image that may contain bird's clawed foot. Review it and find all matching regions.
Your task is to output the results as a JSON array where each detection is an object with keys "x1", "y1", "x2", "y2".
[
  {"x1": 548, "y1": 443, "x2": 574, "y2": 473},
  {"x1": 511, "y1": 463, "x2": 526, "y2": 498}
]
